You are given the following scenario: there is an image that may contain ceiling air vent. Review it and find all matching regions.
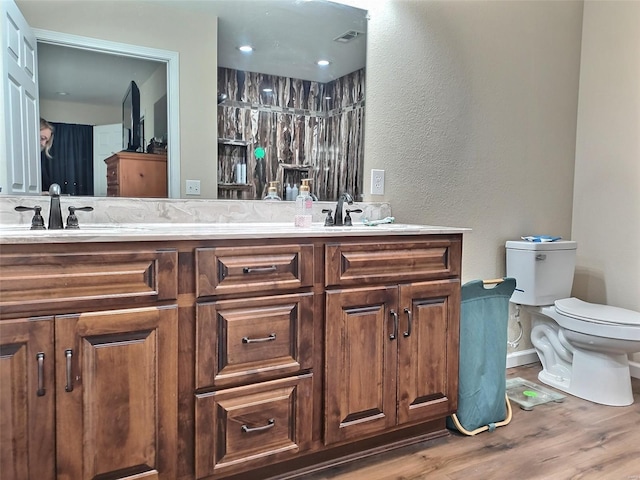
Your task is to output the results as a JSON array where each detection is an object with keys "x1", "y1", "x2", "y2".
[{"x1": 333, "y1": 30, "x2": 363, "y2": 43}]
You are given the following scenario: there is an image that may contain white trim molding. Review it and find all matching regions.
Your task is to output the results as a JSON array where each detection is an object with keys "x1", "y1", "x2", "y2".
[{"x1": 506, "y1": 348, "x2": 539, "y2": 369}]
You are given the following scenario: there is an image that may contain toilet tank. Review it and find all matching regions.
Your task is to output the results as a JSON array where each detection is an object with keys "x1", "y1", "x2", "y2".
[{"x1": 505, "y1": 240, "x2": 577, "y2": 306}]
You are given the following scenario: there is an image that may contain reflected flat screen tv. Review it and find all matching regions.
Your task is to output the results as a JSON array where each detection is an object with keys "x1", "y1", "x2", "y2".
[{"x1": 122, "y1": 80, "x2": 141, "y2": 151}]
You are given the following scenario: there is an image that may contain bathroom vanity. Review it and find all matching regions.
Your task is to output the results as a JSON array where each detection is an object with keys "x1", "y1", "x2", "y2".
[{"x1": 0, "y1": 223, "x2": 463, "y2": 480}]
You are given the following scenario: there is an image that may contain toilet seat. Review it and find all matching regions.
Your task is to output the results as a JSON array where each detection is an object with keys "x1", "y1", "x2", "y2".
[
  {"x1": 555, "y1": 297, "x2": 640, "y2": 326},
  {"x1": 543, "y1": 298, "x2": 640, "y2": 342}
]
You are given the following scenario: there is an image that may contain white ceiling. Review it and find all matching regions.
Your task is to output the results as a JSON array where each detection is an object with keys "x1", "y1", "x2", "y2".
[{"x1": 37, "y1": 0, "x2": 367, "y2": 107}]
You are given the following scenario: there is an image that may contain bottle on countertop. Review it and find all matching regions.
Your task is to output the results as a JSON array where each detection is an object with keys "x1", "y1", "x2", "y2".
[
  {"x1": 263, "y1": 181, "x2": 282, "y2": 201},
  {"x1": 294, "y1": 179, "x2": 313, "y2": 227}
]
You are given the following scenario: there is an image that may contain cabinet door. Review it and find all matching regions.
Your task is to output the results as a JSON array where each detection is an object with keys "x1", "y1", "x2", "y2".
[
  {"x1": 0, "y1": 317, "x2": 55, "y2": 480},
  {"x1": 324, "y1": 286, "x2": 398, "y2": 445},
  {"x1": 397, "y1": 280, "x2": 460, "y2": 424},
  {"x1": 55, "y1": 305, "x2": 178, "y2": 480}
]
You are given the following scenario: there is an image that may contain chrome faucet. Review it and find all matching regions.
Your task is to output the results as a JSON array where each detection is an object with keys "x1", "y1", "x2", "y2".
[
  {"x1": 48, "y1": 183, "x2": 64, "y2": 229},
  {"x1": 334, "y1": 192, "x2": 354, "y2": 226}
]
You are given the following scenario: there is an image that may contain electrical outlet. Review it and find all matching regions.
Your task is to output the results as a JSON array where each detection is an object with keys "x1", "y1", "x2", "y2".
[
  {"x1": 186, "y1": 179, "x2": 201, "y2": 195},
  {"x1": 370, "y1": 169, "x2": 385, "y2": 195}
]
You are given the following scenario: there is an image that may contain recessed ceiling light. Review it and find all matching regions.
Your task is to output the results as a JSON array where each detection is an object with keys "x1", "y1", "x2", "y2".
[
  {"x1": 262, "y1": 88, "x2": 273, "y2": 93},
  {"x1": 238, "y1": 45, "x2": 254, "y2": 53},
  {"x1": 317, "y1": 60, "x2": 330, "y2": 67},
  {"x1": 57, "y1": 91, "x2": 69, "y2": 96}
]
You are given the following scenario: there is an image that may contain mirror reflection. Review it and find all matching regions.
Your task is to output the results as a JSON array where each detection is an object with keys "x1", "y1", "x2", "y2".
[
  {"x1": 15, "y1": 0, "x2": 367, "y2": 201},
  {"x1": 38, "y1": 43, "x2": 167, "y2": 197},
  {"x1": 215, "y1": 0, "x2": 367, "y2": 201}
]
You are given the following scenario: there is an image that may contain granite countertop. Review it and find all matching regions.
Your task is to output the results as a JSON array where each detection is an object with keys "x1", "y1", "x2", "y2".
[{"x1": 0, "y1": 222, "x2": 470, "y2": 244}]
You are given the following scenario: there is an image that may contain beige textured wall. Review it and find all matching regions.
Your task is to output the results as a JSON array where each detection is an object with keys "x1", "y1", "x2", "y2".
[
  {"x1": 16, "y1": 0, "x2": 218, "y2": 198},
  {"x1": 39, "y1": 98, "x2": 120, "y2": 126},
  {"x1": 573, "y1": 1, "x2": 640, "y2": 313},
  {"x1": 348, "y1": 0, "x2": 584, "y2": 353}
]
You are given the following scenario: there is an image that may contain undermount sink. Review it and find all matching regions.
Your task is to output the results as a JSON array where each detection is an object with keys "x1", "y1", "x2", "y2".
[
  {"x1": 0, "y1": 224, "x2": 149, "y2": 235},
  {"x1": 312, "y1": 223, "x2": 421, "y2": 232}
]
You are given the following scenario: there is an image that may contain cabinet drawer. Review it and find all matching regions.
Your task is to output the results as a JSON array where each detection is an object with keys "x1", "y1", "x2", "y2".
[
  {"x1": 196, "y1": 244, "x2": 313, "y2": 297},
  {"x1": 195, "y1": 373, "x2": 313, "y2": 479},
  {"x1": 325, "y1": 238, "x2": 461, "y2": 287},
  {"x1": 0, "y1": 249, "x2": 178, "y2": 317},
  {"x1": 196, "y1": 293, "x2": 313, "y2": 388}
]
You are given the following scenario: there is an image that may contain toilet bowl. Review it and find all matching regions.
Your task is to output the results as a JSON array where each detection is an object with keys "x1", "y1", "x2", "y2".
[
  {"x1": 505, "y1": 240, "x2": 640, "y2": 406},
  {"x1": 528, "y1": 298, "x2": 640, "y2": 406}
]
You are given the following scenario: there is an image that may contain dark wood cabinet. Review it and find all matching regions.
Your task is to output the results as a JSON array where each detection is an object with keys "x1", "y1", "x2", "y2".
[
  {"x1": 324, "y1": 239, "x2": 461, "y2": 445},
  {"x1": 194, "y1": 242, "x2": 316, "y2": 478},
  {"x1": 0, "y1": 246, "x2": 178, "y2": 480},
  {"x1": 0, "y1": 232, "x2": 462, "y2": 480},
  {"x1": 325, "y1": 280, "x2": 460, "y2": 445}
]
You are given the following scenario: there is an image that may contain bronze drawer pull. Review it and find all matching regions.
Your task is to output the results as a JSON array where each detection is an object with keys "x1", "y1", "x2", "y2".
[
  {"x1": 64, "y1": 349, "x2": 74, "y2": 392},
  {"x1": 241, "y1": 418, "x2": 275, "y2": 433},
  {"x1": 36, "y1": 352, "x2": 46, "y2": 397},
  {"x1": 403, "y1": 307, "x2": 413, "y2": 337},
  {"x1": 390, "y1": 310, "x2": 398, "y2": 340},
  {"x1": 242, "y1": 265, "x2": 277, "y2": 274},
  {"x1": 242, "y1": 333, "x2": 276, "y2": 344}
]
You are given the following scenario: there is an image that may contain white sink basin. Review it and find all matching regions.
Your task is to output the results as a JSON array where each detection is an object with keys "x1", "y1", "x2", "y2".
[{"x1": 0, "y1": 224, "x2": 149, "y2": 235}]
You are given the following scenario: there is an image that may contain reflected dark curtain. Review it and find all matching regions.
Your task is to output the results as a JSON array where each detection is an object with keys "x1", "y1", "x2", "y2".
[{"x1": 41, "y1": 122, "x2": 93, "y2": 195}]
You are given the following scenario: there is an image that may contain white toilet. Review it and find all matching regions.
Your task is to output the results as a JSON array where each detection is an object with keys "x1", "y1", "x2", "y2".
[{"x1": 505, "y1": 240, "x2": 640, "y2": 406}]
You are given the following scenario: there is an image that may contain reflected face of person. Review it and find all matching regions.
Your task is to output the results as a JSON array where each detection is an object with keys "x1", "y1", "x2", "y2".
[{"x1": 40, "y1": 127, "x2": 52, "y2": 150}]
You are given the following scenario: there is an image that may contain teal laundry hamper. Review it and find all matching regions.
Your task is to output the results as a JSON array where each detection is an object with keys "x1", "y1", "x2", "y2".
[{"x1": 447, "y1": 278, "x2": 516, "y2": 435}]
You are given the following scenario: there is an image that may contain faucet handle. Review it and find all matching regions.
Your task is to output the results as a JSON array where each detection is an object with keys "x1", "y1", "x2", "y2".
[
  {"x1": 344, "y1": 208, "x2": 363, "y2": 227},
  {"x1": 15, "y1": 205, "x2": 46, "y2": 230},
  {"x1": 65, "y1": 206, "x2": 94, "y2": 229},
  {"x1": 322, "y1": 208, "x2": 334, "y2": 226}
]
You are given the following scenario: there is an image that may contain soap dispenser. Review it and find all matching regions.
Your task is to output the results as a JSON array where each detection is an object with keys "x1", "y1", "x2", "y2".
[
  {"x1": 263, "y1": 181, "x2": 282, "y2": 201},
  {"x1": 294, "y1": 179, "x2": 313, "y2": 227}
]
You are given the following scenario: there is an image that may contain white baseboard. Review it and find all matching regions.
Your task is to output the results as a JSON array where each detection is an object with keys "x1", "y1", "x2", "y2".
[
  {"x1": 506, "y1": 348, "x2": 640, "y2": 380},
  {"x1": 506, "y1": 348, "x2": 539, "y2": 369}
]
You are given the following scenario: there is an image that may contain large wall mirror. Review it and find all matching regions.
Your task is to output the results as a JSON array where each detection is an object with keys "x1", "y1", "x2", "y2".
[{"x1": 11, "y1": 0, "x2": 367, "y2": 201}]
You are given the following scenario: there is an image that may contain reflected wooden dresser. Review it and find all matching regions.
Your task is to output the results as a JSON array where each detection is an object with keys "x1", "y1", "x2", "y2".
[{"x1": 105, "y1": 151, "x2": 167, "y2": 197}]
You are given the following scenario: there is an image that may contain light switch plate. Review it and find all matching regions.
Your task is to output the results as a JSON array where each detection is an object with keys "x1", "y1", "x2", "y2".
[
  {"x1": 186, "y1": 179, "x2": 201, "y2": 195},
  {"x1": 371, "y1": 169, "x2": 385, "y2": 195}
]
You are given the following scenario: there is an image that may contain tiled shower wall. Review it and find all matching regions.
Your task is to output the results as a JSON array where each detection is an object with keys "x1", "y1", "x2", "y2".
[{"x1": 218, "y1": 67, "x2": 365, "y2": 201}]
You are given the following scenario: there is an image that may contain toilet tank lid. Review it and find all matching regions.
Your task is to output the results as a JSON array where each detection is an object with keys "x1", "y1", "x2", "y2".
[
  {"x1": 506, "y1": 240, "x2": 577, "y2": 251},
  {"x1": 555, "y1": 297, "x2": 640, "y2": 326}
]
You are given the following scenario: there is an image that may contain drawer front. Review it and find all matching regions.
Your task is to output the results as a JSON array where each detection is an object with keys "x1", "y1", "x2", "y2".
[
  {"x1": 325, "y1": 238, "x2": 461, "y2": 287},
  {"x1": 196, "y1": 244, "x2": 313, "y2": 297},
  {"x1": 196, "y1": 293, "x2": 314, "y2": 388},
  {"x1": 195, "y1": 373, "x2": 313, "y2": 479},
  {"x1": 0, "y1": 249, "x2": 178, "y2": 317}
]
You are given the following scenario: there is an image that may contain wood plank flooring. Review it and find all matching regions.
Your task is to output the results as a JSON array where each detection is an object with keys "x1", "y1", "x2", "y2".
[{"x1": 303, "y1": 363, "x2": 640, "y2": 480}]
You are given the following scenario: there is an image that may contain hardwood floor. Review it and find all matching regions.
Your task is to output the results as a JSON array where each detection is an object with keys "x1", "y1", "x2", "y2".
[{"x1": 303, "y1": 363, "x2": 640, "y2": 480}]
